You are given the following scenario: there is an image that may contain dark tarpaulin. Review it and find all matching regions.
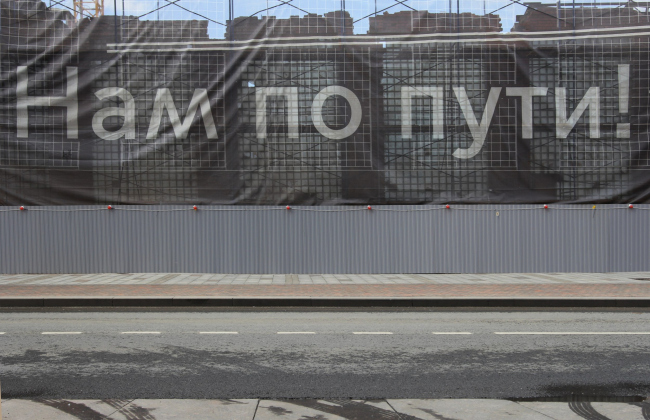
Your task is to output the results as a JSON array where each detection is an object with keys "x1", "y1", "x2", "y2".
[{"x1": 1, "y1": 0, "x2": 649, "y2": 205}]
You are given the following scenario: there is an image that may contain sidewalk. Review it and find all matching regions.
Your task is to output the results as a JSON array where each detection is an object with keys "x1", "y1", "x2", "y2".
[
  {"x1": 3, "y1": 398, "x2": 648, "y2": 419},
  {"x1": 2, "y1": 272, "x2": 648, "y2": 285},
  {"x1": 1, "y1": 272, "x2": 650, "y2": 307}
]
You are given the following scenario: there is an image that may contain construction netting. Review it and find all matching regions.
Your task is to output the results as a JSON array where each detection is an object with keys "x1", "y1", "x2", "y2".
[{"x1": 1, "y1": 0, "x2": 650, "y2": 204}]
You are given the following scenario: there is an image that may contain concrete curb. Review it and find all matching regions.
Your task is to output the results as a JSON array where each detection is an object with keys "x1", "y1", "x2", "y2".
[{"x1": 0, "y1": 297, "x2": 650, "y2": 307}]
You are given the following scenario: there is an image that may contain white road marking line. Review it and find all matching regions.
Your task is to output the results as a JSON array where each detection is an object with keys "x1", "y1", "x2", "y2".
[
  {"x1": 41, "y1": 332, "x2": 83, "y2": 335},
  {"x1": 494, "y1": 332, "x2": 650, "y2": 335},
  {"x1": 0, "y1": 332, "x2": 5, "y2": 335},
  {"x1": 199, "y1": 332, "x2": 239, "y2": 334},
  {"x1": 317, "y1": 400, "x2": 342, "y2": 407},
  {"x1": 277, "y1": 332, "x2": 316, "y2": 334},
  {"x1": 353, "y1": 332, "x2": 393, "y2": 335},
  {"x1": 432, "y1": 332, "x2": 473, "y2": 335},
  {"x1": 121, "y1": 331, "x2": 161, "y2": 334}
]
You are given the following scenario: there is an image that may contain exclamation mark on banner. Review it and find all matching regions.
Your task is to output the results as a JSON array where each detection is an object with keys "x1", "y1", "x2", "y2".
[{"x1": 617, "y1": 64, "x2": 630, "y2": 138}]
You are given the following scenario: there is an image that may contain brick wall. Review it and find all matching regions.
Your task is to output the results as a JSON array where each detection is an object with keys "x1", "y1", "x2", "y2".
[
  {"x1": 225, "y1": 11, "x2": 353, "y2": 40},
  {"x1": 514, "y1": 3, "x2": 650, "y2": 31},
  {"x1": 369, "y1": 10, "x2": 502, "y2": 34}
]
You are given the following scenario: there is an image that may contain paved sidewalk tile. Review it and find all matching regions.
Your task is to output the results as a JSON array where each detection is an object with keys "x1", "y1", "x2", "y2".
[
  {"x1": 255, "y1": 400, "x2": 345, "y2": 420},
  {"x1": 387, "y1": 399, "x2": 647, "y2": 420},
  {"x1": 517, "y1": 401, "x2": 643, "y2": 420},
  {"x1": 1, "y1": 283, "x2": 650, "y2": 298},
  {"x1": 4, "y1": 399, "x2": 646, "y2": 420},
  {"x1": 388, "y1": 399, "x2": 551, "y2": 419},
  {"x1": 3, "y1": 399, "x2": 131, "y2": 420},
  {"x1": 2, "y1": 399, "x2": 258, "y2": 420},
  {"x1": 1, "y1": 272, "x2": 649, "y2": 301},
  {"x1": 122, "y1": 399, "x2": 257, "y2": 420},
  {"x1": 0, "y1": 272, "x2": 649, "y2": 286},
  {"x1": 3, "y1": 399, "x2": 74, "y2": 420},
  {"x1": 590, "y1": 401, "x2": 647, "y2": 420},
  {"x1": 255, "y1": 399, "x2": 401, "y2": 420}
]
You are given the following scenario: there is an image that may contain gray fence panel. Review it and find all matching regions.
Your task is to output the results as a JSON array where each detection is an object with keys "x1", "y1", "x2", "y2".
[
  {"x1": 607, "y1": 207, "x2": 650, "y2": 273},
  {"x1": 0, "y1": 205, "x2": 647, "y2": 274}
]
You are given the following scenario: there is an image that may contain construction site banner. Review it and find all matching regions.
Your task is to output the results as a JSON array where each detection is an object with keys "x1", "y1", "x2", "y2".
[{"x1": 1, "y1": 0, "x2": 650, "y2": 205}]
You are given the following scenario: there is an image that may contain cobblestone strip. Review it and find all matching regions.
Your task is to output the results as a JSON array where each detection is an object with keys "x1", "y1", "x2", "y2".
[
  {"x1": 1, "y1": 284, "x2": 650, "y2": 298},
  {"x1": 0, "y1": 272, "x2": 649, "y2": 286}
]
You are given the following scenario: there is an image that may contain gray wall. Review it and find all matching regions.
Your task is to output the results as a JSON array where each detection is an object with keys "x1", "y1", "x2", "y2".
[{"x1": 0, "y1": 205, "x2": 648, "y2": 274}]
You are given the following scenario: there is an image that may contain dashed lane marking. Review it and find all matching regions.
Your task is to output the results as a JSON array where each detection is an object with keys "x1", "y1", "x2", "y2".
[
  {"x1": 494, "y1": 332, "x2": 650, "y2": 335},
  {"x1": 13, "y1": 331, "x2": 649, "y2": 336}
]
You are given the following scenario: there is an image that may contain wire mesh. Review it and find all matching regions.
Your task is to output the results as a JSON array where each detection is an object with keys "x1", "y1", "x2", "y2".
[{"x1": 0, "y1": 0, "x2": 649, "y2": 204}]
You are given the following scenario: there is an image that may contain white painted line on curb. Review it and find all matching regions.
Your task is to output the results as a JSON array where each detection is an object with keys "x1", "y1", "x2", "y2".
[
  {"x1": 121, "y1": 331, "x2": 161, "y2": 334},
  {"x1": 277, "y1": 332, "x2": 316, "y2": 334},
  {"x1": 494, "y1": 332, "x2": 650, "y2": 335},
  {"x1": 42, "y1": 332, "x2": 83, "y2": 335},
  {"x1": 432, "y1": 332, "x2": 473, "y2": 335},
  {"x1": 199, "y1": 332, "x2": 239, "y2": 334},
  {"x1": 353, "y1": 332, "x2": 393, "y2": 335}
]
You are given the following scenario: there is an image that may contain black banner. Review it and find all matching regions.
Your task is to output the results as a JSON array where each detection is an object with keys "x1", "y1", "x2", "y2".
[{"x1": 1, "y1": 0, "x2": 650, "y2": 204}]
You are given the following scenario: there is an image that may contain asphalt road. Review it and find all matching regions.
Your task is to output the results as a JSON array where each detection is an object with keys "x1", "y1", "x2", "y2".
[{"x1": 1, "y1": 309, "x2": 650, "y2": 400}]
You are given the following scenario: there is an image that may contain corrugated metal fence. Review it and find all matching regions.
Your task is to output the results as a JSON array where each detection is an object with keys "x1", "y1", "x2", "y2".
[{"x1": 0, "y1": 205, "x2": 647, "y2": 274}]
